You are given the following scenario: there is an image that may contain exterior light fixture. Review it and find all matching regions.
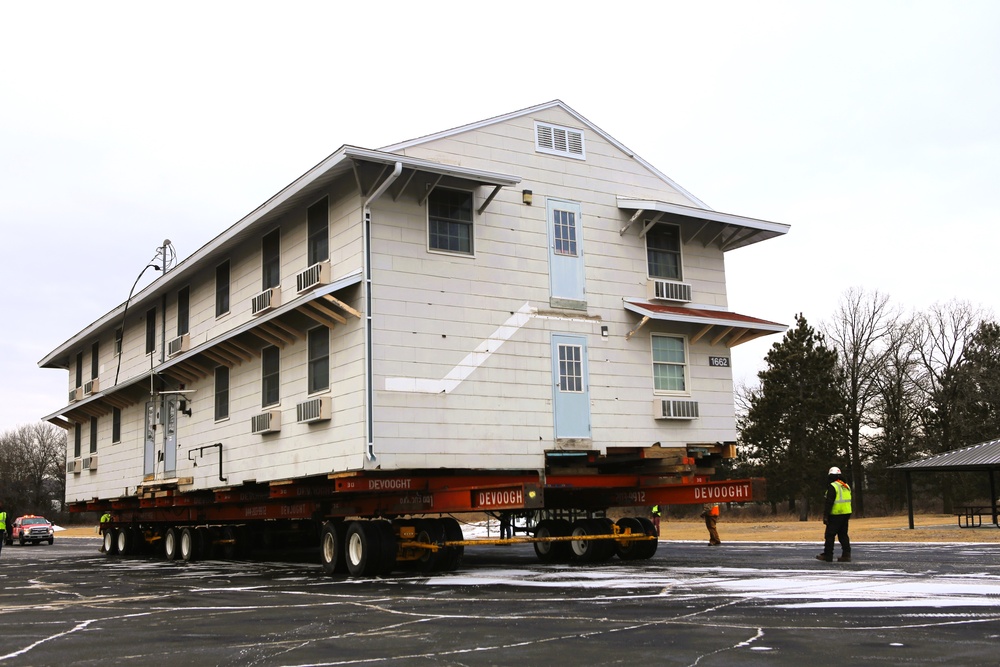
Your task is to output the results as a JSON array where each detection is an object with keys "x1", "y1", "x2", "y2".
[{"x1": 522, "y1": 189, "x2": 533, "y2": 205}]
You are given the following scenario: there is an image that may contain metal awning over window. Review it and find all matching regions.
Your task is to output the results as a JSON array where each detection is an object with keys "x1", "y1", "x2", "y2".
[
  {"x1": 624, "y1": 299, "x2": 786, "y2": 347},
  {"x1": 617, "y1": 197, "x2": 789, "y2": 251}
]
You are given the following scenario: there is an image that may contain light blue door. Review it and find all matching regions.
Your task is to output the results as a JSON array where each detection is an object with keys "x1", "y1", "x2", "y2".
[
  {"x1": 546, "y1": 199, "x2": 586, "y2": 308},
  {"x1": 163, "y1": 395, "x2": 178, "y2": 476},
  {"x1": 552, "y1": 334, "x2": 591, "y2": 439},
  {"x1": 144, "y1": 401, "x2": 156, "y2": 475}
]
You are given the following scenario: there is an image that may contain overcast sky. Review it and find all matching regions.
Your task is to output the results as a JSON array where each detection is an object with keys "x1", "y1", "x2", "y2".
[{"x1": 2, "y1": 1, "x2": 998, "y2": 430}]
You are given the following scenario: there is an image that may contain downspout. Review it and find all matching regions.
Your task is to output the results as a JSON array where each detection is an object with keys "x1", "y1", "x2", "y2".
[{"x1": 362, "y1": 161, "x2": 403, "y2": 463}]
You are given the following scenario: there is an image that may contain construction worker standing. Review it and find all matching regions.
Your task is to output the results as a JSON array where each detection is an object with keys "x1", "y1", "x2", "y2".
[
  {"x1": 701, "y1": 503, "x2": 722, "y2": 545},
  {"x1": 817, "y1": 466, "x2": 852, "y2": 562},
  {"x1": 0, "y1": 504, "x2": 6, "y2": 556}
]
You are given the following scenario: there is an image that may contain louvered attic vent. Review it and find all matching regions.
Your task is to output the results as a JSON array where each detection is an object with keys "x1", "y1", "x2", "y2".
[
  {"x1": 535, "y1": 121, "x2": 585, "y2": 159},
  {"x1": 654, "y1": 399, "x2": 700, "y2": 420}
]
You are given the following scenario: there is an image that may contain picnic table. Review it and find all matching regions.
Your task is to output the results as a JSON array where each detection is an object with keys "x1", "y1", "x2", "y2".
[{"x1": 955, "y1": 505, "x2": 1000, "y2": 528}]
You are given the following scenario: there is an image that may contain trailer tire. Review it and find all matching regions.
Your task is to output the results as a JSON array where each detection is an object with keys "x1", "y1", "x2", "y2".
[
  {"x1": 634, "y1": 517, "x2": 659, "y2": 559},
  {"x1": 345, "y1": 521, "x2": 380, "y2": 577},
  {"x1": 439, "y1": 517, "x2": 464, "y2": 571},
  {"x1": 103, "y1": 528, "x2": 119, "y2": 555},
  {"x1": 115, "y1": 527, "x2": 133, "y2": 556},
  {"x1": 613, "y1": 517, "x2": 646, "y2": 560},
  {"x1": 320, "y1": 521, "x2": 348, "y2": 575},
  {"x1": 569, "y1": 519, "x2": 615, "y2": 563},
  {"x1": 533, "y1": 519, "x2": 572, "y2": 563},
  {"x1": 180, "y1": 527, "x2": 196, "y2": 562},
  {"x1": 414, "y1": 519, "x2": 446, "y2": 572},
  {"x1": 164, "y1": 528, "x2": 179, "y2": 561}
]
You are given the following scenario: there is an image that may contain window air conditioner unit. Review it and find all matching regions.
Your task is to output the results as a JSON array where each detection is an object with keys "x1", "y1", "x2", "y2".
[
  {"x1": 69, "y1": 387, "x2": 82, "y2": 403},
  {"x1": 84, "y1": 378, "x2": 99, "y2": 396},
  {"x1": 66, "y1": 459, "x2": 82, "y2": 474},
  {"x1": 83, "y1": 455, "x2": 98, "y2": 471},
  {"x1": 251, "y1": 288, "x2": 281, "y2": 316},
  {"x1": 296, "y1": 261, "x2": 330, "y2": 293},
  {"x1": 651, "y1": 280, "x2": 692, "y2": 303},
  {"x1": 168, "y1": 333, "x2": 190, "y2": 357},
  {"x1": 251, "y1": 410, "x2": 281, "y2": 435},
  {"x1": 296, "y1": 396, "x2": 331, "y2": 424},
  {"x1": 654, "y1": 399, "x2": 700, "y2": 420}
]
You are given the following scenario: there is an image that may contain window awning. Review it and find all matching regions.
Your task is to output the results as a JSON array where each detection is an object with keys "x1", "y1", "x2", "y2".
[
  {"x1": 617, "y1": 197, "x2": 789, "y2": 251},
  {"x1": 624, "y1": 299, "x2": 786, "y2": 347}
]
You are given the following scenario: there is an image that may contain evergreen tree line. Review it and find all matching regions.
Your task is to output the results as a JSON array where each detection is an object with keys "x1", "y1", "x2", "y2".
[
  {"x1": 735, "y1": 289, "x2": 1000, "y2": 519},
  {"x1": 0, "y1": 423, "x2": 67, "y2": 520}
]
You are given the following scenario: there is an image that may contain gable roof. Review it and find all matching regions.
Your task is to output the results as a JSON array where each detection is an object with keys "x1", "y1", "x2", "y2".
[
  {"x1": 891, "y1": 438, "x2": 1000, "y2": 472},
  {"x1": 382, "y1": 99, "x2": 710, "y2": 209}
]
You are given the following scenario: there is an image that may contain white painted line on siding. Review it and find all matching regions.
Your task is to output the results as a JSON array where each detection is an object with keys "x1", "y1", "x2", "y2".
[{"x1": 385, "y1": 303, "x2": 536, "y2": 394}]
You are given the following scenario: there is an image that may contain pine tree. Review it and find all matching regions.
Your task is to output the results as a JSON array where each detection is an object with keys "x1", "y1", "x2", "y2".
[{"x1": 740, "y1": 314, "x2": 847, "y2": 519}]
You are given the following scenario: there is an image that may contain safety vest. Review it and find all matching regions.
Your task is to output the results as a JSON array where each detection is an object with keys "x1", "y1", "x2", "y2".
[
  {"x1": 0, "y1": 512, "x2": 6, "y2": 531},
  {"x1": 100, "y1": 512, "x2": 111, "y2": 524},
  {"x1": 830, "y1": 480, "x2": 852, "y2": 515},
  {"x1": 651, "y1": 505, "x2": 661, "y2": 516},
  {"x1": 706, "y1": 504, "x2": 720, "y2": 517}
]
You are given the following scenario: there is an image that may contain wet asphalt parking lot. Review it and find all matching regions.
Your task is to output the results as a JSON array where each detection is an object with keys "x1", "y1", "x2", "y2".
[{"x1": 1, "y1": 535, "x2": 998, "y2": 666}]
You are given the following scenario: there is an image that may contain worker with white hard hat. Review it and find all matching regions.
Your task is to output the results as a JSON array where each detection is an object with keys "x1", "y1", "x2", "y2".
[{"x1": 816, "y1": 465, "x2": 852, "y2": 563}]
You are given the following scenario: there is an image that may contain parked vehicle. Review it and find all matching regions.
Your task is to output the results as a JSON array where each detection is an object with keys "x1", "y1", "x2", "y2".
[{"x1": 7, "y1": 515, "x2": 55, "y2": 546}]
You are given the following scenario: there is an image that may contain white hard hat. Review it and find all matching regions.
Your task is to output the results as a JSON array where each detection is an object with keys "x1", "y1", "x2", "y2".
[{"x1": 828, "y1": 466, "x2": 842, "y2": 475}]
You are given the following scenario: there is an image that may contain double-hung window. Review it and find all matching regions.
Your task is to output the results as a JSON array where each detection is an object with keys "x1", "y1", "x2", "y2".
[
  {"x1": 428, "y1": 189, "x2": 473, "y2": 255},
  {"x1": 214, "y1": 366, "x2": 230, "y2": 421},
  {"x1": 262, "y1": 229, "x2": 280, "y2": 290},
  {"x1": 307, "y1": 326, "x2": 330, "y2": 394},
  {"x1": 307, "y1": 198, "x2": 329, "y2": 266},
  {"x1": 652, "y1": 334, "x2": 687, "y2": 393},
  {"x1": 261, "y1": 346, "x2": 280, "y2": 407},
  {"x1": 177, "y1": 286, "x2": 190, "y2": 336},
  {"x1": 145, "y1": 308, "x2": 156, "y2": 355},
  {"x1": 647, "y1": 224, "x2": 682, "y2": 280},
  {"x1": 90, "y1": 416, "x2": 98, "y2": 454},
  {"x1": 216, "y1": 260, "x2": 230, "y2": 317}
]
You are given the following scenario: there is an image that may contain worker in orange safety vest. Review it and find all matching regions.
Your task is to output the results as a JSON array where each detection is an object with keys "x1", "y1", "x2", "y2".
[{"x1": 701, "y1": 503, "x2": 721, "y2": 545}]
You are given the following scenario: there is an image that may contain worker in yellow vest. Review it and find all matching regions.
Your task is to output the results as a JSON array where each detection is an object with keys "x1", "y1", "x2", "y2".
[
  {"x1": 0, "y1": 504, "x2": 7, "y2": 556},
  {"x1": 817, "y1": 466, "x2": 852, "y2": 562}
]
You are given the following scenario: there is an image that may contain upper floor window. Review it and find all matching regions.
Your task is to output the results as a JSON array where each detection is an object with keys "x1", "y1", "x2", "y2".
[
  {"x1": 262, "y1": 229, "x2": 281, "y2": 290},
  {"x1": 428, "y1": 189, "x2": 473, "y2": 255},
  {"x1": 534, "y1": 121, "x2": 585, "y2": 160},
  {"x1": 74, "y1": 423, "x2": 82, "y2": 458},
  {"x1": 307, "y1": 198, "x2": 329, "y2": 266},
  {"x1": 647, "y1": 224, "x2": 682, "y2": 281},
  {"x1": 216, "y1": 260, "x2": 230, "y2": 318},
  {"x1": 307, "y1": 326, "x2": 330, "y2": 394},
  {"x1": 75, "y1": 351, "x2": 83, "y2": 388},
  {"x1": 112, "y1": 407, "x2": 121, "y2": 443},
  {"x1": 214, "y1": 366, "x2": 230, "y2": 421},
  {"x1": 145, "y1": 308, "x2": 157, "y2": 355},
  {"x1": 91, "y1": 341, "x2": 99, "y2": 379},
  {"x1": 652, "y1": 334, "x2": 687, "y2": 393},
  {"x1": 89, "y1": 416, "x2": 98, "y2": 453},
  {"x1": 261, "y1": 346, "x2": 280, "y2": 407},
  {"x1": 177, "y1": 286, "x2": 190, "y2": 336},
  {"x1": 114, "y1": 327, "x2": 123, "y2": 357}
]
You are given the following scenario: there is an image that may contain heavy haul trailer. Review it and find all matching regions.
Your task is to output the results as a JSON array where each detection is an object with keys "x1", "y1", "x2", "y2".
[{"x1": 78, "y1": 467, "x2": 764, "y2": 577}]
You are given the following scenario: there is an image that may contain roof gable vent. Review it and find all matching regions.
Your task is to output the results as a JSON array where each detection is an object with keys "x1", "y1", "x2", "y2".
[{"x1": 535, "y1": 121, "x2": 585, "y2": 160}]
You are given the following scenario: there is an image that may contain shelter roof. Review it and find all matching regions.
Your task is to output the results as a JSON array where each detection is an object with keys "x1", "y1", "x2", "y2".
[{"x1": 891, "y1": 438, "x2": 1000, "y2": 472}]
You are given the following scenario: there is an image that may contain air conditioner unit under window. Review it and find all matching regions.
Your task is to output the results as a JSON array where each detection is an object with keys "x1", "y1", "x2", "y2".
[
  {"x1": 83, "y1": 455, "x2": 98, "y2": 471},
  {"x1": 654, "y1": 399, "x2": 699, "y2": 420},
  {"x1": 168, "y1": 333, "x2": 190, "y2": 357},
  {"x1": 297, "y1": 396, "x2": 331, "y2": 424},
  {"x1": 251, "y1": 288, "x2": 281, "y2": 316},
  {"x1": 84, "y1": 378, "x2": 99, "y2": 396},
  {"x1": 69, "y1": 387, "x2": 82, "y2": 403},
  {"x1": 251, "y1": 410, "x2": 281, "y2": 435},
  {"x1": 66, "y1": 459, "x2": 82, "y2": 474},
  {"x1": 651, "y1": 280, "x2": 693, "y2": 303},
  {"x1": 296, "y1": 261, "x2": 330, "y2": 293}
]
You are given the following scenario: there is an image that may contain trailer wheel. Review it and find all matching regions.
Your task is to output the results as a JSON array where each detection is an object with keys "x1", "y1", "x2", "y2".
[
  {"x1": 103, "y1": 528, "x2": 119, "y2": 555},
  {"x1": 180, "y1": 527, "x2": 196, "y2": 562},
  {"x1": 569, "y1": 519, "x2": 615, "y2": 563},
  {"x1": 164, "y1": 528, "x2": 179, "y2": 561},
  {"x1": 634, "y1": 517, "x2": 659, "y2": 559},
  {"x1": 115, "y1": 527, "x2": 133, "y2": 556},
  {"x1": 533, "y1": 519, "x2": 572, "y2": 563},
  {"x1": 414, "y1": 519, "x2": 446, "y2": 572},
  {"x1": 345, "y1": 521, "x2": 381, "y2": 577},
  {"x1": 439, "y1": 517, "x2": 464, "y2": 571},
  {"x1": 613, "y1": 517, "x2": 646, "y2": 560},
  {"x1": 320, "y1": 521, "x2": 348, "y2": 575}
]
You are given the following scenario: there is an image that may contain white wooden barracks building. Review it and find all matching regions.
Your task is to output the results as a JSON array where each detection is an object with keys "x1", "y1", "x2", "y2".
[{"x1": 40, "y1": 101, "x2": 788, "y2": 505}]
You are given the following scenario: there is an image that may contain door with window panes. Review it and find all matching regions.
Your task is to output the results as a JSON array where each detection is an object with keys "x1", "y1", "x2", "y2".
[{"x1": 551, "y1": 334, "x2": 591, "y2": 439}]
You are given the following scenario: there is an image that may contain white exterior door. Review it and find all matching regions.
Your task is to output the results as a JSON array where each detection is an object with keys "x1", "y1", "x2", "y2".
[{"x1": 551, "y1": 334, "x2": 591, "y2": 439}]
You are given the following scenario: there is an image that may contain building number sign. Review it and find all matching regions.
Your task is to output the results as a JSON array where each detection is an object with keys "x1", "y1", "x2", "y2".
[{"x1": 709, "y1": 356, "x2": 730, "y2": 368}]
